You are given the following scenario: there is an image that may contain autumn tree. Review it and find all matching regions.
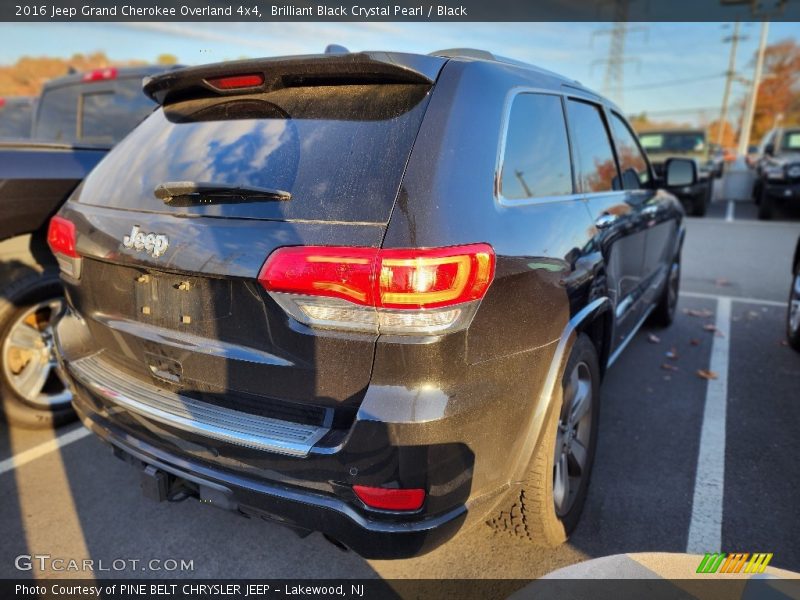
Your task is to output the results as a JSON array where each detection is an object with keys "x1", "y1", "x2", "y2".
[
  {"x1": 749, "y1": 39, "x2": 800, "y2": 141},
  {"x1": 708, "y1": 119, "x2": 736, "y2": 148},
  {"x1": 157, "y1": 53, "x2": 179, "y2": 65}
]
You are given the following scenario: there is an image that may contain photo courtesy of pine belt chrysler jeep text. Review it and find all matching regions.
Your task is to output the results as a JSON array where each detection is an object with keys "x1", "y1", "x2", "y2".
[{"x1": 50, "y1": 48, "x2": 695, "y2": 558}]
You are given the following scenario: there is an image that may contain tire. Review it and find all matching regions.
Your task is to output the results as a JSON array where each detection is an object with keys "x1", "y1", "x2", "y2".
[
  {"x1": 753, "y1": 180, "x2": 762, "y2": 204},
  {"x1": 488, "y1": 334, "x2": 600, "y2": 546},
  {"x1": 691, "y1": 183, "x2": 711, "y2": 217},
  {"x1": 692, "y1": 196, "x2": 708, "y2": 217},
  {"x1": 650, "y1": 257, "x2": 680, "y2": 328},
  {"x1": 0, "y1": 269, "x2": 76, "y2": 429},
  {"x1": 757, "y1": 189, "x2": 773, "y2": 220},
  {"x1": 788, "y1": 267, "x2": 800, "y2": 352}
]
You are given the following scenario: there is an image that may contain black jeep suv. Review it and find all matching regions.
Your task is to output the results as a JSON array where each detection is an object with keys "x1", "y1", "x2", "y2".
[
  {"x1": 753, "y1": 126, "x2": 800, "y2": 220},
  {"x1": 52, "y1": 50, "x2": 692, "y2": 558}
]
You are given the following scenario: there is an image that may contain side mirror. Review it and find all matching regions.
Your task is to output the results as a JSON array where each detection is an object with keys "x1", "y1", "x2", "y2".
[
  {"x1": 764, "y1": 143, "x2": 775, "y2": 156},
  {"x1": 665, "y1": 158, "x2": 697, "y2": 187}
]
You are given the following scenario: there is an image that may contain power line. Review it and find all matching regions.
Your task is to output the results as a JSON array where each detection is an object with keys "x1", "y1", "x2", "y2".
[
  {"x1": 622, "y1": 73, "x2": 725, "y2": 91},
  {"x1": 632, "y1": 106, "x2": 720, "y2": 116}
]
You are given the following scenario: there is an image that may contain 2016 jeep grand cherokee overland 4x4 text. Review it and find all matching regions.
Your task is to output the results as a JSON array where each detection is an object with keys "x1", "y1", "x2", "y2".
[{"x1": 51, "y1": 49, "x2": 693, "y2": 558}]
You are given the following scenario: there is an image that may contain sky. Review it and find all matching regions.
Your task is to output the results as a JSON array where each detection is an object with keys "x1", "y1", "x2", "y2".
[{"x1": 0, "y1": 21, "x2": 797, "y2": 124}]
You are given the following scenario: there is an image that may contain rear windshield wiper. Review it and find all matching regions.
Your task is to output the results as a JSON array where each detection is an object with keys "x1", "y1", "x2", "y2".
[{"x1": 154, "y1": 181, "x2": 291, "y2": 206}]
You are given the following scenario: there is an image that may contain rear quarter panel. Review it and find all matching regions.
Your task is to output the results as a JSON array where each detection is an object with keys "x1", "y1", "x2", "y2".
[{"x1": 377, "y1": 59, "x2": 600, "y2": 499}]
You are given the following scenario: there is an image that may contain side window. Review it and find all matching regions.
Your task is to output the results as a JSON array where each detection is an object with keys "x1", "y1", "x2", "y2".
[
  {"x1": 610, "y1": 112, "x2": 650, "y2": 190},
  {"x1": 500, "y1": 93, "x2": 573, "y2": 201},
  {"x1": 566, "y1": 100, "x2": 620, "y2": 193}
]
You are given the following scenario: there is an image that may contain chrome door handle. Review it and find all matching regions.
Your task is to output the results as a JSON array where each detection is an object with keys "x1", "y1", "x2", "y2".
[{"x1": 595, "y1": 213, "x2": 618, "y2": 229}]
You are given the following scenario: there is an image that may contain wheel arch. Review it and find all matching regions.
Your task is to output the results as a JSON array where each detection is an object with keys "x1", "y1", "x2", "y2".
[{"x1": 508, "y1": 296, "x2": 611, "y2": 484}]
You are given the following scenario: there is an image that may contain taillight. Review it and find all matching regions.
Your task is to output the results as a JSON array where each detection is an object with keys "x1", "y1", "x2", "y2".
[
  {"x1": 47, "y1": 216, "x2": 82, "y2": 278},
  {"x1": 258, "y1": 244, "x2": 495, "y2": 335},
  {"x1": 82, "y1": 67, "x2": 117, "y2": 82},
  {"x1": 206, "y1": 73, "x2": 265, "y2": 90},
  {"x1": 352, "y1": 485, "x2": 425, "y2": 511}
]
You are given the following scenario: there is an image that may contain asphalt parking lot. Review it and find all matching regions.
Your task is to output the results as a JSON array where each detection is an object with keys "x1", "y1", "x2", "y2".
[{"x1": 1, "y1": 196, "x2": 798, "y2": 582}]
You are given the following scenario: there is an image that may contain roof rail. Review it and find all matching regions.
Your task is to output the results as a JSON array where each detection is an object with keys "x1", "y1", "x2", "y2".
[{"x1": 429, "y1": 48, "x2": 496, "y2": 61}]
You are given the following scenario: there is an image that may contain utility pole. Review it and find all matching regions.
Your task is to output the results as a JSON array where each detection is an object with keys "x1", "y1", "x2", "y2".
[
  {"x1": 717, "y1": 22, "x2": 745, "y2": 147},
  {"x1": 737, "y1": 21, "x2": 769, "y2": 157}
]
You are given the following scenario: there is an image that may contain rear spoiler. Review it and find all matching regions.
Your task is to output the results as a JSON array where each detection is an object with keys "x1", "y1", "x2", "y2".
[{"x1": 143, "y1": 52, "x2": 447, "y2": 105}]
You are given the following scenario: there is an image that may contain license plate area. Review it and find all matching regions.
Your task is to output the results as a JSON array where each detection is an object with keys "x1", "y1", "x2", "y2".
[{"x1": 132, "y1": 270, "x2": 232, "y2": 330}]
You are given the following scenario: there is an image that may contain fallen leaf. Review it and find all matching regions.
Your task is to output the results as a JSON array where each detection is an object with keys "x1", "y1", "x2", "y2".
[
  {"x1": 697, "y1": 369, "x2": 718, "y2": 380},
  {"x1": 714, "y1": 278, "x2": 731, "y2": 287},
  {"x1": 666, "y1": 347, "x2": 679, "y2": 360},
  {"x1": 661, "y1": 363, "x2": 679, "y2": 371},
  {"x1": 648, "y1": 333, "x2": 661, "y2": 344},
  {"x1": 689, "y1": 338, "x2": 701, "y2": 346},
  {"x1": 715, "y1": 330, "x2": 725, "y2": 338},
  {"x1": 687, "y1": 309, "x2": 713, "y2": 318},
  {"x1": 703, "y1": 324, "x2": 717, "y2": 333}
]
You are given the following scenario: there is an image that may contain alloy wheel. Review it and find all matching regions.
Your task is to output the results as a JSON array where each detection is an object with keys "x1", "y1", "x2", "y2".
[
  {"x1": 553, "y1": 361, "x2": 593, "y2": 517},
  {"x1": 2, "y1": 298, "x2": 72, "y2": 409},
  {"x1": 790, "y1": 273, "x2": 800, "y2": 336}
]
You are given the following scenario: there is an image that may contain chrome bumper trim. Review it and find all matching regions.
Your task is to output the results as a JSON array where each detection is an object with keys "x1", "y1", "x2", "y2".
[{"x1": 68, "y1": 354, "x2": 327, "y2": 457}]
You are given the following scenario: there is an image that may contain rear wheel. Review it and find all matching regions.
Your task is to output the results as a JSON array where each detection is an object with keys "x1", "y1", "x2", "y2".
[
  {"x1": 788, "y1": 268, "x2": 800, "y2": 352},
  {"x1": 0, "y1": 270, "x2": 75, "y2": 429},
  {"x1": 488, "y1": 334, "x2": 600, "y2": 545}
]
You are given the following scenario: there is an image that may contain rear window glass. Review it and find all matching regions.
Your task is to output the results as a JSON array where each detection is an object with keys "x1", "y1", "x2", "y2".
[
  {"x1": 782, "y1": 131, "x2": 800, "y2": 151},
  {"x1": 76, "y1": 84, "x2": 432, "y2": 223},
  {"x1": 639, "y1": 132, "x2": 706, "y2": 153},
  {"x1": 80, "y1": 85, "x2": 155, "y2": 144},
  {"x1": 0, "y1": 100, "x2": 33, "y2": 138},
  {"x1": 32, "y1": 78, "x2": 155, "y2": 144}
]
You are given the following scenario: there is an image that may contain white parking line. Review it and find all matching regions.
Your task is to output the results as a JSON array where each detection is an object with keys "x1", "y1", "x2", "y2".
[
  {"x1": 686, "y1": 297, "x2": 731, "y2": 553},
  {"x1": 725, "y1": 200, "x2": 735, "y2": 222},
  {"x1": 682, "y1": 290, "x2": 787, "y2": 308},
  {"x1": 0, "y1": 426, "x2": 91, "y2": 476}
]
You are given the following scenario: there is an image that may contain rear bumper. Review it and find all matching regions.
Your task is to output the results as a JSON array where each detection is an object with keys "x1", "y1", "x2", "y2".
[
  {"x1": 54, "y1": 305, "x2": 537, "y2": 559},
  {"x1": 72, "y1": 393, "x2": 467, "y2": 559}
]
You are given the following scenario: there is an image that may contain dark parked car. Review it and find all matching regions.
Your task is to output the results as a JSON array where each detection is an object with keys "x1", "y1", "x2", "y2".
[
  {"x1": 639, "y1": 129, "x2": 714, "y2": 216},
  {"x1": 752, "y1": 126, "x2": 800, "y2": 220},
  {"x1": 789, "y1": 236, "x2": 800, "y2": 351},
  {"x1": 0, "y1": 96, "x2": 35, "y2": 139},
  {"x1": 52, "y1": 49, "x2": 694, "y2": 558},
  {"x1": 0, "y1": 65, "x2": 177, "y2": 428}
]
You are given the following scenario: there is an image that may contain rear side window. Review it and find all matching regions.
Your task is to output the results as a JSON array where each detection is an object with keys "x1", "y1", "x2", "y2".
[
  {"x1": 76, "y1": 84, "x2": 432, "y2": 224},
  {"x1": 33, "y1": 78, "x2": 155, "y2": 144},
  {"x1": 566, "y1": 100, "x2": 620, "y2": 193},
  {"x1": 500, "y1": 93, "x2": 572, "y2": 200},
  {"x1": 610, "y1": 113, "x2": 650, "y2": 190}
]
